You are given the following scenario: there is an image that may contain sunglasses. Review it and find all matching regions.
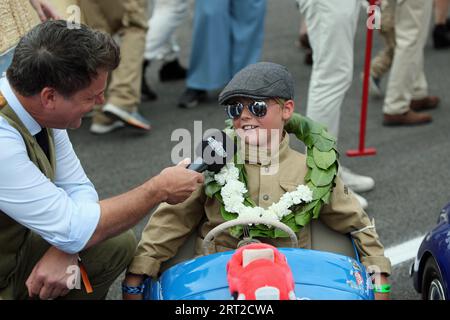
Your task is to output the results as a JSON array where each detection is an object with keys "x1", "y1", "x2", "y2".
[{"x1": 224, "y1": 100, "x2": 269, "y2": 119}]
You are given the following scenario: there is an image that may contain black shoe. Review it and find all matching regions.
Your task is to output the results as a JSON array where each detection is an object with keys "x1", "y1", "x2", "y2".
[
  {"x1": 159, "y1": 59, "x2": 187, "y2": 82},
  {"x1": 433, "y1": 24, "x2": 450, "y2": 49},
  {"x1": 178, "y1": 88, "x2": 207, "y2": 108},
  {"x1": 298, "y1": 34, "x2": 313, "y2": 65},
  {"x1": 141, "y1": 60, "x2": 158, "y2": 101}
]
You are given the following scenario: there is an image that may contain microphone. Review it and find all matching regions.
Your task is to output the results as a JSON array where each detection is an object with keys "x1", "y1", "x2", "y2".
[{"x1": 188, "y1": 130, "x2": 235, "y2": 173}]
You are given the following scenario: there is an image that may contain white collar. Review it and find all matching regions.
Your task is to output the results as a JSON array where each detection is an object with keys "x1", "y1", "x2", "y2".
[{"x1": 0, "y1": 76, "x2": 42, "y2": 135}]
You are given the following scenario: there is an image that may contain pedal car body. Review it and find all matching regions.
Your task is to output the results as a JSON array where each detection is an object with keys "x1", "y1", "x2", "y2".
[{"x1": 144, "y1": 247, "x2": 374, "y2": 300}]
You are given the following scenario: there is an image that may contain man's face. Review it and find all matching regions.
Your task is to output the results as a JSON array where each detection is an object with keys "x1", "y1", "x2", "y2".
[
  {"x1": 231, "y1": 97, "x2": 293, "y2": 148},
  {"x1": 44, "y1": 70, "x2": 108, "y2": 129}
]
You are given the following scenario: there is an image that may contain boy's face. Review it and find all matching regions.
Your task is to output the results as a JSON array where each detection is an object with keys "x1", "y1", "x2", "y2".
[{"x1": 230, "y1": 97, "x2": 294, "y2": 148}]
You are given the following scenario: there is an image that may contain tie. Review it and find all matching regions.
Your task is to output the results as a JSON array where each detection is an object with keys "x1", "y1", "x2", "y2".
[{"x1": 34, "y1": 129, "x2": 50, "y2": 161}]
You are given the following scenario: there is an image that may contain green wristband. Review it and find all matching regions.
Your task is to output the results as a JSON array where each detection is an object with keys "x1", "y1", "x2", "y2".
[{"x1": 373, "y1": 283, "x2": 391, "y2": 293}]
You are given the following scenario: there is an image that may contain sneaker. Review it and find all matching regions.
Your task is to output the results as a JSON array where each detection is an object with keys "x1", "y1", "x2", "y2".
[
  {"x1": 141, "y1": 60, "x2": 158, "y2": 101},
  {"x1": 103, "y1": 103, "x2": 151, "y2": 131},
  {"x1": 178, "y1": 88, "x2": 207, "y2": 108},
  {"x1": 159, "y1": 58, "x2": 187, "y2": 82},
  {"x1": 362, "y1": 72, "x2": 383, "y2": 98},
  {"x1": 339, "y1": 166, "x2": 375, "y2": 193},
  {"x1": 369, "y1": 75, "x2": 382, "y2": 98},
  {"x1": 90, "y1": 112, "x2": 125, "y2": 134},
  {"x1": 350, "y1": 189, "x2": 368, "y2": 210}
]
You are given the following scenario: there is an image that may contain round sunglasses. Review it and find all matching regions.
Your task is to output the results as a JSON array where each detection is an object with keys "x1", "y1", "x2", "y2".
[{"x1": 224, "y1": 100, "x2": 269, "y2": 119}]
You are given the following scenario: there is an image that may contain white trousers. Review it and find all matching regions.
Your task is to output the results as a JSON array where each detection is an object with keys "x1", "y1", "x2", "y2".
[
  {"x1": 383, "y1": 0, "x2": 432, "y2": 115},
  {"x1": 298, "y1": 0, "x2": 360, "y2": 140},
  {"x1": 144, "y1": 0, "x2": 189, "y2": 61}
]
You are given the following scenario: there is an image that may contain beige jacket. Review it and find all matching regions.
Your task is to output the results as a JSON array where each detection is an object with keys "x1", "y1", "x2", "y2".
[
  {"x1": 128, "y1": 134, "x2": 392, "y2": 278},
  {"x1": 0, "y1": 0, "x2": 39, "y2": 54}
]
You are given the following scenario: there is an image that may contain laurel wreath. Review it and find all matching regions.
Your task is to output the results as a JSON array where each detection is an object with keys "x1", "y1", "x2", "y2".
[{"x1": 204, "y1": 112, "x2": 339, "y2": 239}]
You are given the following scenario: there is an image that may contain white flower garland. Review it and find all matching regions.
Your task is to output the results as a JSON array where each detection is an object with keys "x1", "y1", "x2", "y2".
[{"x1": 214, "y1": 163, "x2": 314, "y2": 224}]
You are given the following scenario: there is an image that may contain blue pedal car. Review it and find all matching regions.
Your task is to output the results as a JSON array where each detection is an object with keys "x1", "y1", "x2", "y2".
[
  {"x1": 143, "y1": 218, "x2": 375, "y2": 300},
  {"x1": 410, "y1": 202, "x2": 450, "y2": 300}
]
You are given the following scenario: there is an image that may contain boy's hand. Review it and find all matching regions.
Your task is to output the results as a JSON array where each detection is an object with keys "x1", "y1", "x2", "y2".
[
  {"x1": 373, "y1": 273, "x2": 390, "y2": 300},
  {"x1": 122, "y1": 273, "x2": 145, "y2": 300}
]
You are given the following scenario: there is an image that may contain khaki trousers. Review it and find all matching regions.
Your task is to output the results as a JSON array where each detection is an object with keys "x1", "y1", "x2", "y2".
[
  {"x1": 0, "y1": 230, "x2": 137, "y2": 300},
  {"x1": 383, "y1": 0, "x2": 432, "y2": 115},
  {"x1": 80, "y1": 0, "x2": 148, "y2": 112}
]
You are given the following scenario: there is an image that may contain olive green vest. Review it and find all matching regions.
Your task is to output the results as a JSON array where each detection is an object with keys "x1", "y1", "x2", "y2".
[{"x1": 0, "y1": 93, "x2": 56, "y2": 288}]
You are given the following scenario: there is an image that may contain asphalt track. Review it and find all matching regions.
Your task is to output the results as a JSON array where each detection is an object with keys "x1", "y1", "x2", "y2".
[{"x1": 65, "y1": 0, "x2": 450, "y2": 300}]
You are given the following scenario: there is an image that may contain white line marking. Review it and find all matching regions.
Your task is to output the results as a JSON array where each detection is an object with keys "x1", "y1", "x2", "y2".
[{"x1": 384, "y1": 235, "x2": 426, "y2": 267}]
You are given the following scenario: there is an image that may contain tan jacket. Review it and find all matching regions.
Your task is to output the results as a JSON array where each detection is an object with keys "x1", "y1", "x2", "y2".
[
  {"x1": 128, "y1": 134, "x2": 392, "y2": 278},
  {"x1": 0, "y1": 0, "x2": 39, "y2": 54}
]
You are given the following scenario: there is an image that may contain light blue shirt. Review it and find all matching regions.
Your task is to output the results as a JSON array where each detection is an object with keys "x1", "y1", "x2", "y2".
[{"x1": 0, "y1": 77, "x2": 101, "y2": 254}]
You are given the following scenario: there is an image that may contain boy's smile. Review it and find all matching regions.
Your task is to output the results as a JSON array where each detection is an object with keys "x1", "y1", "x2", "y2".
[{"x1": 231, "y1": 97, "x2": 294, "y2": 149}]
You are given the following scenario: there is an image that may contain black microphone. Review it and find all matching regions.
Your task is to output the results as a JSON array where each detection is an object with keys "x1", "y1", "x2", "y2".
[{"x1": 188, "y1": 130, "x2": 235, "y2": 173}]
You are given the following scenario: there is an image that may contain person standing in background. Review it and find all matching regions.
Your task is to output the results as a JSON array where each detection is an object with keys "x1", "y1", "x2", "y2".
[
  {"x1": 382, "y1": 0, "x2": 439, "y2": 126},
  {"x1": 177, "y1": 0, "x2": 267, "y2": 109},
  {"x1": 79, "y1": 0, "x2": 152, "y2": 134},
  {"x1": 141, "y1": 0, "x2": 190, "y2": 102},
  {"x1": 296, "y1": 0, "x2": 374, "y2": 209},
  {"x1": 368, "y1": 0, "x2": 395, "y2": 98}
]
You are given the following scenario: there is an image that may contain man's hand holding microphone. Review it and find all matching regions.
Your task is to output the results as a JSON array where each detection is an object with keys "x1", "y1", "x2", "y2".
[{"x1": 155, "y1": 158, "x2": 205, "y2": 205}]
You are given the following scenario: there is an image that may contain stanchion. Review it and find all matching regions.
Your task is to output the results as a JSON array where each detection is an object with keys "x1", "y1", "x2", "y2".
[{"x1": 347, "y1": 0, "x2": 379, "y2": 157}]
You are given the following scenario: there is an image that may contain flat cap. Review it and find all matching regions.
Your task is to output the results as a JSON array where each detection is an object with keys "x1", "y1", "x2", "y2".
[{"x1": 218, "y1": 62, "x2": 295, "y2": 105}]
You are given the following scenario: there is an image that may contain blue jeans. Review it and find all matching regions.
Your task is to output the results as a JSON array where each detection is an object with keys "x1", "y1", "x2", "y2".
[{"x1": 0, "y1": 48, "x2": 14, "y2": 78}]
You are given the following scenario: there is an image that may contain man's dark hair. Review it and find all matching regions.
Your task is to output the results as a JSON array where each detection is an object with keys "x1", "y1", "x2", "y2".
[{"x1": 7, "y1": 20, "x2": 120, "y2": 97}]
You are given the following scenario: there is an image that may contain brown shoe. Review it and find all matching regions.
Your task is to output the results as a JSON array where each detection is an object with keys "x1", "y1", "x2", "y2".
[
  {"x1": 383, "y1": 110, "x2": 432, "y2": 126},
  {"x1": 410, "y1": 96, "x2": 440, "y2": 111}
]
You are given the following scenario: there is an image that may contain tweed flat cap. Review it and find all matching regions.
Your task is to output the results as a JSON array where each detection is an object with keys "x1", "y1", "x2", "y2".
[{"x1": 218, "y1": 62, "x2": 294, "y2": 105}]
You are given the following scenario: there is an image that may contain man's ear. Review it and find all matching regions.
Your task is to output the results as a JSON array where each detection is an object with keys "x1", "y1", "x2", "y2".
[
  {"x1": 40, "y1": 87, "x2": 57, "y2": 110},
  {"x1": 282, "y1": 100, "x2": 295, "y2": 121}
]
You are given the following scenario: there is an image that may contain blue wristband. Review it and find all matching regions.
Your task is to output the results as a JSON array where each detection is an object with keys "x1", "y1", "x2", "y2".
[{"x1": 122, "y1": 283, "x2": 145, "y2": 295}]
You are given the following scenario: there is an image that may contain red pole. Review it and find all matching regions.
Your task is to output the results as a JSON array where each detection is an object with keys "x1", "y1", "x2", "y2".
[{"x1": 347, "y1": 0, "x2": 377, "y2": 157}]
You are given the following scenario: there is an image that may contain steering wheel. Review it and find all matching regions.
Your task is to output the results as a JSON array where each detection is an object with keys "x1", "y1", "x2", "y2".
[{"x1": 202, "y1": 217, "x2": 299, "y2": 255}]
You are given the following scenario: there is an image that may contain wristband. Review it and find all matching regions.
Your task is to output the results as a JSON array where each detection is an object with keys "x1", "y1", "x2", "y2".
[
  {"x1": 122, "y1": 283, "x2": 145, "y2": 295},
  {"x1": 373, "y1": 283, "x2": 391, "y2": 293}
]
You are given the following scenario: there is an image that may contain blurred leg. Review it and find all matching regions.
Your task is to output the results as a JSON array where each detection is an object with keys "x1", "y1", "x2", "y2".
[
  {"x1": 432, "y1": 0, "x2": 450, "y2": 49},
  {"x1": 230, "y1": 0, "x2": 267, "y2": 76},
  {"x1": 383, "y1": 0, "x2": 432, "y2": 115},
  {"x1": 434, "y1": 0, "x2": 450, "y2": 24},
  {"x1": 103, "y1": 0, "x2": 148, "y2": 111},
  {"x1": 300, "y1": 0, "x2": 360, "y2": 139},
  {"x1": 371, "y1": 0, "x2": 396, "y2": 79},
  {"x1": 144, "y1": 0, "x2": 189, "y2": 62},
  {"x1": 186, "y1": 0, "x2": 231, "y2": 90}
]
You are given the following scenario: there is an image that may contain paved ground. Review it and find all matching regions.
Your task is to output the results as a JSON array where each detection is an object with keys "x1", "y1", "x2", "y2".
[{"x1": 66, "y1": 0, "x2": 450, "y2": 300}]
